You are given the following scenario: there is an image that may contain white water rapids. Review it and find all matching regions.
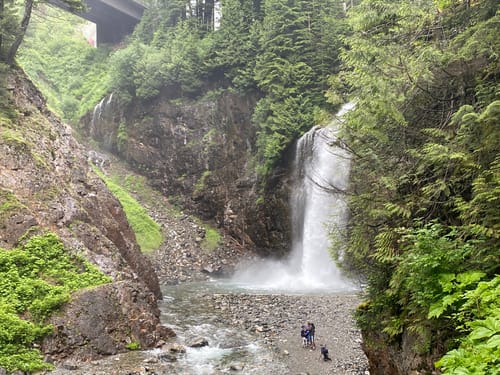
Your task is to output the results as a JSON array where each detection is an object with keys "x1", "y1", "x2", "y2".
[{"x1": 230, "y1": 102, "x2": 357, "y2": 293}]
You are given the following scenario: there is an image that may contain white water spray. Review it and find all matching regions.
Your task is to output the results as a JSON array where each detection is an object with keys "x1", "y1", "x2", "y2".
[{"x1": 230, "y1": 103, "x2": 357, "y2": 293}]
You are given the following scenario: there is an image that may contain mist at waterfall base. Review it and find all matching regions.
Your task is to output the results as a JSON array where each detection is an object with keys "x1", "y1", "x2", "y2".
[{"x1": 229, "y1": 103, "x2": 358, "y2": 293}]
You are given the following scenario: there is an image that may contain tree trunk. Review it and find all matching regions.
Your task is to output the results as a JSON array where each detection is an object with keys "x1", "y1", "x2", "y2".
[
  {"x1": 6, "y1": 0, "x2": 34, "y2": 66},
  {"x1": 204, "y1": 0, "x2": 214, "y2": 30},
  {"x1": 0, "y1": 0, "x2": 4, "y2": 59}
]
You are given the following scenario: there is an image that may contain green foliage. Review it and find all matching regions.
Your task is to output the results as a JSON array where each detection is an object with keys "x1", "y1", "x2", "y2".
[
  {"x1": 254, "y1": 94, "x2": 317, "y2": 174},
  {"x1": 336, "y1": 0, "x2": 500, "y2": 371},
  {"x1": 194, "y1": 170, "x2": 212, "y2": 196},
  {"x1": 8, "y1": 1, "x2": 500, "y2": 371},
  {"x1": 0, "y1": 233, "x2": 110, "y2": 372},
  {"x1": 253, "y1": 0, "x2": 348, "y2": 174},
  {"x1": 0, "y1": 188, "x2": 26, "y2": 221},
  {"x1": 18, "y1": 5, "x2": 110, "y2": 123},
  {"x1": 105, "y1": 0, "x2": 349, "y2": 175},
  {"x1": 109, "y1": 18, "x2": 212, "y2": 101},
  {"x1": 435, "y1": 276, "x2": 500, "y2": 374},
  {"x1": 15, "y1": 0, "x2": 350, "y2": 180},
  {"x1": 201, "y1": 225, "x2": 221, "y2": 252},
  {"x1": 126, "y1": 341, "x2": 141, "y2": 350},
  {"x1": 117, "y1": 122, "x2": 128, "y2": 151},
  {"x1": 93, "y1": 167, "x2": 163, "y2": 253},
  {"x1": 207, "y1": 0, "x2": 260, "y2": 91},
  {"x1": 387, "y1": 223, "x2": 489, "y2": 333}
]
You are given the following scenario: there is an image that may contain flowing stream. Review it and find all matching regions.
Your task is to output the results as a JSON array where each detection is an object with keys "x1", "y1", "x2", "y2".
[
  {"x1": 157, "y1": 282, "x2": 289, "y2": 374},
  {"x1": 50, "y1": 103, "x2": 359, "y2": 374},
  {"x1": 49, "y1": 281, "x2": 290, "y2": 375}
]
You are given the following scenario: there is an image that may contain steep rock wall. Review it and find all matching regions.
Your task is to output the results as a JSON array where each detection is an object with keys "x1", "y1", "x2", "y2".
[
  {"x1": 362, "y1": 329, "x2": 443, "y2": 375},
  {"x1": 80, "y1": 92, "x2": 292, "y2": 256},
  {"x1": 0, "y1": 70, "x2": 173, "y2": 363}
]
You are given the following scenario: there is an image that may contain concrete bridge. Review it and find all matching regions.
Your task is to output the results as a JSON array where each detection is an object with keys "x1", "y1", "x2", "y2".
[{"x1": 50, "y1": 0, "x2": 146, "y2": 45}]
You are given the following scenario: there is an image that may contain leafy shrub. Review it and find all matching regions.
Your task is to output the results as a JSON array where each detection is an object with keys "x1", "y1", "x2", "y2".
[
  {"x1": 0, "y1": 233, "x2": 111, "y2": 372},
  {"x1": 126, "y1": 341, "x2": 141, "y2": 350},
  {"x1": 435, "y1": 276, "x2": 500, "y2": 374}
]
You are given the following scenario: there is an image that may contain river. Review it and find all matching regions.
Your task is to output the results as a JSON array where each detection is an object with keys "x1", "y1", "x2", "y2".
[
  {"x1": 47, "y1": 278, "x2": 366, "y2": 375},
  {"x1": 46, "y1": 103, "x2": 367, "y2": 375}
]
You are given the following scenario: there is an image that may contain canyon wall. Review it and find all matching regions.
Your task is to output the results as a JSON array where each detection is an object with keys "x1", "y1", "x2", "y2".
[
  {"x1": 79, "y1": 90, "x2": 292, "y2": 256},
  {"x1": 0, "y1": 70, "x2": 174, "y2": 363}
]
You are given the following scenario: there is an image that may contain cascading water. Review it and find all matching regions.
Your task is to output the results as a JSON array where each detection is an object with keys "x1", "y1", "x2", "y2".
[
  {"x1": 49, "y1": 103, "x2": 362, "y2": 375},
  {"x1": 231, "y1": 102, "x2": 357, "y2": 292}
]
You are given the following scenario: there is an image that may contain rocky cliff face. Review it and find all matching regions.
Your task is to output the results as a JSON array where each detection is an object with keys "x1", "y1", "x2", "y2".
[
  {"x1": 0, "y1": 70, "x2": 174, "y2": 363},
  {"x1": 362, "y1": 329, "x2": 442, "y2": 375},
  {"x1": 80, "y1": 91, "x2": 292, "y2": 256}
]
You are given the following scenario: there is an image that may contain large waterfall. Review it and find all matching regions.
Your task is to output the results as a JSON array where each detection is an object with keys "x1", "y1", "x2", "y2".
[{"x1": 231, "y1": 103, "x2": 357, "y2": 292}]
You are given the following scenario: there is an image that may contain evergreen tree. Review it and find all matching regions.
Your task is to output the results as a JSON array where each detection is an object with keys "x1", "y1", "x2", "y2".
[
  {"x1": 208, "y1": 0, "x2": 260, "y2": 89},
  {"x1": 333, "y1": 0, "x2": 500, "y2": 371},
  {"x1": 253, "y1": 0, "x2": 347, "y2": 175}
]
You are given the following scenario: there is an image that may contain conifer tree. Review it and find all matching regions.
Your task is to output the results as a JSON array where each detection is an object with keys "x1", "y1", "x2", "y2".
[
  {"x1": 332, "y1": 0, "x2": 500, "y2": 370},
  {"x1": 253, "y1": 0, "x2": 347, "y2": 174},
  {"x1": 209, "y1": 0, "x2": 260, "y2": 89}
]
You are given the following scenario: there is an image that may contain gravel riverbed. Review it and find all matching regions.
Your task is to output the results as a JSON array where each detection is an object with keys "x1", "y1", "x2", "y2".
[
  {"x1": 205, "y1": 292, "x2": 370, "y2": 375},
  {"x1": 47, "y1": 290, "x2": 369, "y2": 375},
  {"x1": 45, "y1": 157, "x2": 369, "y2": 375}
]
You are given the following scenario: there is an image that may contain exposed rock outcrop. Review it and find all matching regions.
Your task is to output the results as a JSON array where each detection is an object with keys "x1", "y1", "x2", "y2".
[
  {"x1": 362, "y1": 330, "x2": 441, "y2": 375},
  {"x1": 79, "y1": 92, "x2": 292, "y2": 256},
  {"x1": 43, "y1": 282, "x2": 175, "y2": 362},
  {"x1": 0, "y1": 70, "x2": 171, "y2": 362}
]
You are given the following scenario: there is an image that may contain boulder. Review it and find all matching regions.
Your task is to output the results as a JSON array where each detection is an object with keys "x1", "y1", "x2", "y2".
[{"x1": 187, "y1": 337, "x2": 209, "y2": 348}]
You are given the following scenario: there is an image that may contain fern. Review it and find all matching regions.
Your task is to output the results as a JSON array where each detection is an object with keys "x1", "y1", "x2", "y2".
[
  {"x1": 372, "y1": 229, "x2": 399, "y2": 263},
  {"x1": 384, "y1": 202, "x2": 412, "y2": 219}
]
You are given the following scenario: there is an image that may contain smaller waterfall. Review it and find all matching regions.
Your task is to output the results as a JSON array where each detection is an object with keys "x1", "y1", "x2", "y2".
[
  {"x1": 91, "y1": 93, "x2": 114, "y2": 128},
  {"x1": 89, "y1": 93, "x2": 118, "y2": 149},
  {"x1": 230, "y1": 103, "x2": 357, "y2": 293}
]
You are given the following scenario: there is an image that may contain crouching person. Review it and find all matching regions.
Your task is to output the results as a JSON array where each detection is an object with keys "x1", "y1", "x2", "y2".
[{"x1": 320, "y1": 344, "x2": 331, "y2": 361}]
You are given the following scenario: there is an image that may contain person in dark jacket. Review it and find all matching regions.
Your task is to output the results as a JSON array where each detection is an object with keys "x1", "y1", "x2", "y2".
[
  {"x1": 320, "y1": 344, "x2": 331, "y2": 361},
  {"x1": 300, "y1": 325, "x2": 310, "y2": 347},
  {"x1": 307, "y1": 321, "x2": 316, "y2": 349}
]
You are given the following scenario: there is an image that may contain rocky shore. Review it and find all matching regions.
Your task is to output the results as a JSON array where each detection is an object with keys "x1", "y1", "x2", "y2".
[
  {"x1": 44, "y1": 154, "x2": 369, "y2": 375},
  {"x1": 138, "y1": 161, "x2": 370, "y2": 374},
  {"x1": 47, "y1": 291, "x2": 368, "y2": 375},
  {"x1": 130, "y1": 167, "x2": 369, "y2": 373},
  {"x1": 207, "y1": 292, "x2": 369, "y2": 375}
]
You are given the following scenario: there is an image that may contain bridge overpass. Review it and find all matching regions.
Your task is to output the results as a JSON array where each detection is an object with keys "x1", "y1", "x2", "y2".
[{"x1": 50, "y1": 0, "x2": 146, "y2": 45}]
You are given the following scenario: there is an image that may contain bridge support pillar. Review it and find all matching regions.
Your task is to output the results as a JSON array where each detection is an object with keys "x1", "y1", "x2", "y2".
[{"x1": 95, "y1": 17, "x2": 138, "y2": 45}]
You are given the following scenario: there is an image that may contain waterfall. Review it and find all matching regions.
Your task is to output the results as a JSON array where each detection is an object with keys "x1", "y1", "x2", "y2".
[
  {"x1": 230, "y1": 103, "x2": 357, "y2": 292},
  {"x1": 89, "y1": 93, "x2": 117, "y2": 149}
]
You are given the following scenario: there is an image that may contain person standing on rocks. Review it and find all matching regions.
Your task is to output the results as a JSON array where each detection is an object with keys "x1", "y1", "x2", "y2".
[
  {"x1": 307, "y1": 321, "x2": 316, "y2": 350},
  {"x1": 300, "y1": 324, "x2": 310, "y2": 347}
]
